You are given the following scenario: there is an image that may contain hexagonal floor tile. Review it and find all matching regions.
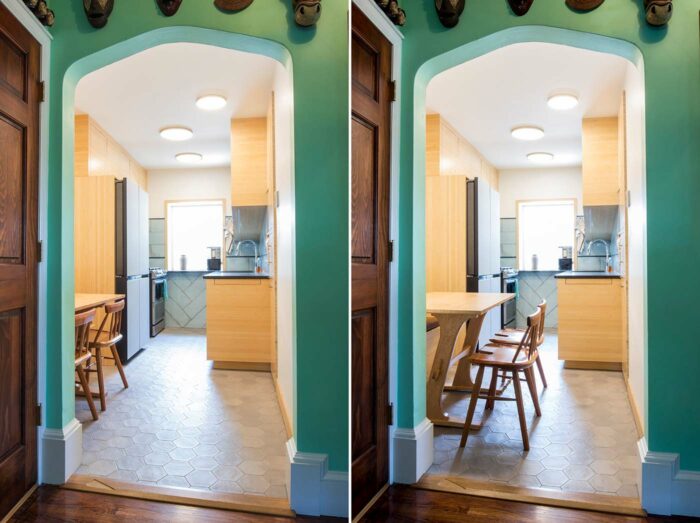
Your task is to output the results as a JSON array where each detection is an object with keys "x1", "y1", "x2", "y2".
[
  {"x1": 186, "y1": 470, "x2": 217, "y2": 488},
  {"x1": 238, "y1": 474, "x2": 270, "y2": 494},
  {"x1": 136, "y1": 465, "x2": 166, "y2": 482},
  {"x1": 537, "y1": 469, "x2": 568, "y2": 488}
]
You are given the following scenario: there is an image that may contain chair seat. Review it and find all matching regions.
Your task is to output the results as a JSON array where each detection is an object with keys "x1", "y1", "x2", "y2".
[{"x1": 470, "y1": 344, "x2": 531, "y2": 367}]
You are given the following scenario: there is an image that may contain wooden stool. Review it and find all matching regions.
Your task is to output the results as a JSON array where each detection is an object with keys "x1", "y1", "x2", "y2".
[
  {"x1": 75, "y1": 309, "x2": 98, "y2": 421},
  {"x1": 460, "y1": 308, "x2": 544, "y2": 451},
  {"x1": 88, "y1": 299, "x2": 128, "y2": 411},
  {"x1": 490, "y1": 299, "x2": 548, "y2": 388}
]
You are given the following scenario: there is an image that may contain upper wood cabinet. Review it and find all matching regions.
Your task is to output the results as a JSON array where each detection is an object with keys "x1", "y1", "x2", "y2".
[
  {"x1": 74, "y1": 114, "x2": 147, "y2": 190},
  {"x1": 231, "y1": 117, "x2": 269, "y2": 207},
  {"x1": 426, "y1": 114, "x2": 489, "y2": 181},
  {"x1": 582, "y1": 116, "x2": 619, "y2": 206}
]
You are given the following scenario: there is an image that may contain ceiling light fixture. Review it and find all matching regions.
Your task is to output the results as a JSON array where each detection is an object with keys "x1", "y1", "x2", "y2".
[
  {"x1": 160, "y1": 126, "x2": 193, "y2": 141},
  {"x1": 527, "y1": 152, "x2": 554, "y2": 163},
  {"x1": 195, "y1": 94, "x2": 227, "y2": 111},
  {"x1": 175, "y1": 152, "x2": 203, "y2": 164},
  {"x1": 511, "y1": 126, "x2": 544, "y2": 141},
  {"x1": 547, "y1": 93, "x2": 579, "y2": 111}
]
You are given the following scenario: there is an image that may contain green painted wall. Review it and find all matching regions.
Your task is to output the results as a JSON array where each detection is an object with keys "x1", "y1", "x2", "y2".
[
  {"x1": 45, "y1": 0, "x2": 348, "y2": 471},
  {"x1": 395, "y1": 0, "x2": 700, "y2": 470}
]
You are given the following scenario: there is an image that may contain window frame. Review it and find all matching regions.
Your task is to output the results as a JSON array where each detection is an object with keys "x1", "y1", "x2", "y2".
[
  {"x1": 515, "y1": 198, "x2": 578, "y2": 271},
  {"x1": 164, "y1": 198, "x2": 227, "y2": 272}
]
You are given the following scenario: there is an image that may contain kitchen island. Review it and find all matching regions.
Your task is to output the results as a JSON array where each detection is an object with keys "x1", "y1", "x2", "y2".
[
  {"x1": 204, "y1": 271, "x2": 273, "y2": 370},
  {"x1": 556, "y1": 271, "x2": 625, "y2": 370}
]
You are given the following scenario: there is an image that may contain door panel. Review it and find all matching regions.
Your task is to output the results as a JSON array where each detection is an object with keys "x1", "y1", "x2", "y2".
[
  {"x1": 0, "y1": 3, "x2": 40, "y2": 519},
  {"x1": 139, "y1": 277, "x2": 149, "y2": 349},
  {"x1": 138, "y1": 189, "x2": 149, "y2": 275},
  {"x1": 351, "y1": 5, "x2": 392, "y2": 517},
  {"x1": 126, "y1": 278, "x2": 140, "y2": 360}
]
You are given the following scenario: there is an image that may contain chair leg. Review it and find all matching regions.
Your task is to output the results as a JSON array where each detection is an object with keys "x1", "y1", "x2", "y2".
[
  {"x1": 536, "y1": 353, "x2": 548, "y2": 388},
  {"x1": 77, "y1": 365, "x2": 98, "y2": 421},
  {"x1": 511, "y1": 369, "x2": 529, "y2": 451},
  {"x1": 110, "y1": 345, "x2": 129, "y2": 388},
  {"x1": 95, "y1": 347, "x2": 107, "y2": 411},
  {"x1": 525, "y1": 367, "x2": 542, "y2": 417},
  {"x1": 486, "y1": 367, "x2": 498, "y2": 410},
  {"x1": 459, "y1": 365, "x2": 485, "y2": 448}
]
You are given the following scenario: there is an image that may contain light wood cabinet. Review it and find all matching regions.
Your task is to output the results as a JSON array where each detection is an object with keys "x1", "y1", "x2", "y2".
[
  {"x1": 206, "y1": 278, "x2": 272, "y2": 368},
  {"x1": 231, "y1": 117, "x2": 269, "y2": 206},
  {"x1": 582, "y1": 117, "x2": 619, "y2": 206},
  {"x1": 557, "y1": 277, "x2": 624, "y2": 367}
]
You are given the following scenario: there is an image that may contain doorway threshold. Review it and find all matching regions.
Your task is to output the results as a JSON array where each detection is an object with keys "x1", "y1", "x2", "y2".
[
  {"x1": 416, "y1": 474, "x2": 645, "y2": 517},
  {"x1": 63, "y1": 474, "x2": 294, "y2": 519}
]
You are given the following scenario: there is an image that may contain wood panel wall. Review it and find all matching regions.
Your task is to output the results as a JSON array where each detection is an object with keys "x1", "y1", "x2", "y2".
[{"x1": 230, "y1": 117, "x2": 268, "y2": 207}]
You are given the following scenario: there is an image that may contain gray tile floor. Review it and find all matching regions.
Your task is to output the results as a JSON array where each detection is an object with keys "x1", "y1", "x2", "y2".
[
  {"x1": 429, "y1": 332, "x2": 641, "y2": 499},
  {"x1": 75, "y1": 328, "x2": 290, "y2": 499}
]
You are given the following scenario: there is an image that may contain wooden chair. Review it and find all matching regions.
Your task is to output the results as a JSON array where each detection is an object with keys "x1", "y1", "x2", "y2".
[
  {"x1": 75, "y1": 309, "x2": 98, "y2": 421},
  {"x1": 460, "y1": 308, "x2": 544, "y2": 451},
  {"x1": 88, "y1": 299, "x2": 128, "y2": 411},
  {"x1": 490, "y1": 299, "x2": 548, "y2": 388}
]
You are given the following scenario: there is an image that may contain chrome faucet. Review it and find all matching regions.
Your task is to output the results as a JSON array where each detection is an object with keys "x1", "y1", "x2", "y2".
[
  {"x1": 234, "y1": 240, "x2": 259, "y2": 270},
  {"x1": 587, "y1": 239, "x2": 612, "y2": 271}
]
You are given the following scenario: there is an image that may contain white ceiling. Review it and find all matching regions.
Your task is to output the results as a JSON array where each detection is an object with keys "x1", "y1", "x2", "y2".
[
  {"x1": 426, "y1": 42, "x2": 629, "y2": 170},
  {"x1": 75, "y1": 42, "x2": 279, "y2": 170}
]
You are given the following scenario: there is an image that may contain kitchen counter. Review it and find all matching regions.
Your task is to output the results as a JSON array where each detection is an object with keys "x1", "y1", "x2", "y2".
[
  {"x1": 555, "y1": 271, "x2": 621, "y2": 279},
  {"x1": 203, "y1": 271, "x2": 271, "y2": 280}
]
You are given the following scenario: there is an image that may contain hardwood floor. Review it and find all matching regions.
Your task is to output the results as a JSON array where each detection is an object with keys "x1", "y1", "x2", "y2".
[
  {"x1": 360, "y1": 485, "x2": 698, "y2": 522},
  {"x1": 9, "y1": 486, "x2": 340, "y2": 522}
]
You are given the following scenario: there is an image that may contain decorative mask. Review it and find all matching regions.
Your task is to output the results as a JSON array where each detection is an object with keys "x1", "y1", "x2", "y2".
[
  {"x1": 156, "y1": 0, "x2": 182, "y2": 16},
  {"x1": 565, "y1": 0, "x2": 604, "y2": 10},
  {"x1": 293, "y1": 0, "x2": 321, "y2": 27},
  {"x1": 83, "y1": 0, "x2": 114, "y2": 28},
  {"x1": 214, "y1": 0, "x2": 253, "y2": 11},
  {"x1": 435, "y1": 0, "x2": 465, "y2": 28},
  {"x1": 644, "y1": 0, "x2": 672, "y2": 26},
  {"x1": 508, "y1": 0, "x2": 534, "y2": 16}
]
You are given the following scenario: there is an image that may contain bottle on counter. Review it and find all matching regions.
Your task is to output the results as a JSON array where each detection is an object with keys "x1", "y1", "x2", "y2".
[
  {"x1": 179, "y1": 254, "x2": 187, "y2": 271},
  {"x1": 531, "y1": 254, "x2": 538, "y2": 271}
]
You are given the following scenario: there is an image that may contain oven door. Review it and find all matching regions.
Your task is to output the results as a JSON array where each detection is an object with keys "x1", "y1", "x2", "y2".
[{"x1": 502, "y1": 278, "x2": 517, "y2": 328}]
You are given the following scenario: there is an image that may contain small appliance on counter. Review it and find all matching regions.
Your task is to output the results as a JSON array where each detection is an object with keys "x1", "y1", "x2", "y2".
[
  {"x1": 207, "y1": 246, "x2": 222, "y2": 271},
  {"x1": 558, "y1": 245, "x2": 573, "y2": 271}
]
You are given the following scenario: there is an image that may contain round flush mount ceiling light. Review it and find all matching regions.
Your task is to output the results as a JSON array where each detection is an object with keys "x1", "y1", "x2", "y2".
[
  {"x1": 547, "y1": 93, "x2": 579, "y2": 111},
  {"x1": 195, "y1": 94, "x2": 227, "y2": 111},
  {"x1": 527, "y1": 152, "x2": 555, "y2": 163},
  {"x1": 160, "y1": 126, "x2": 193, "y2": 141},
  {"x1": 175, "y1": 152, "x2": 203, "y2": 164},
  {"x1": 511, "y1": 126, "x2": 544, "y2": 141}
]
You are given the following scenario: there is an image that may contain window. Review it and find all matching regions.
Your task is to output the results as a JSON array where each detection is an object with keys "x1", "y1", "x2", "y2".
[
  {"x1": 167, "y1": 200, "x2": 224, "y2": 271},
  {"x1": 518, "y1": 200, "x2": 575, "y2": 271}
]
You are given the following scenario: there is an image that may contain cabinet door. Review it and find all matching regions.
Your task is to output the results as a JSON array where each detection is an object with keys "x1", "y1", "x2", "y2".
[
  {"x1": 139, "y1": 277, "x2": 150, "y2": 348},
  {"x1": 126, "y1": 278, "x2": 141, "y2": 360},
  {"x1": 477, "y1": 179, "x2": 491, "y2": 275},
  {"x1": 582, "y1": 117, "x2": 619, "y2": 206},
  {"x1": 125, "y1": 179, "x2": 140, "y2": 276},
  {"x1": 440, "y1": 122, "x2": 459, "y2": 175},
  {"x1": 490, "y1": 188, "x2": 501, "y2": 275},
  {"x1": 138, "y1": 188, "x2": 150, "y2": 275},
  {"x1": 231, "y1": 118, "x2": 268, "y2": 206},
  {"x1": 88, "y1": 122, "x2": 108, "y2": 177}
]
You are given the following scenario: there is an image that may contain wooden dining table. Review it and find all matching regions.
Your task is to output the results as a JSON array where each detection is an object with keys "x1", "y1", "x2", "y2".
[
  {"x1": 75, "y1": 293, "x2": 125, "y2": 313},
  {"x1": 426, "y1": 291, "x2": 515, "y2": 428}
]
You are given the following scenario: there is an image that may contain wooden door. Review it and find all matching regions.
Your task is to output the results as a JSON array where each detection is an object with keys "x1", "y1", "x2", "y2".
[
  {"x1": 0, "y1": 3, "x2": 41, "y2": 519},
  {"x1": 351, "y1": 5, "x2": 392, "y2": 517}
]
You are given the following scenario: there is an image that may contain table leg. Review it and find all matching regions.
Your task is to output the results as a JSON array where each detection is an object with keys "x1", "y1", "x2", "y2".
[{"x1": 448, "y1": 314, "x2": 485, "y2": 391}]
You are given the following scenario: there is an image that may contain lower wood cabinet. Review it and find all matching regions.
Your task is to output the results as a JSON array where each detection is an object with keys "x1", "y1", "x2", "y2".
[
  {"x1": 557, "y1": 277, "x2": 624, "y2": 368},
  {"x1": 206, "y1": 278, "x2": 272, "y2": 369}
]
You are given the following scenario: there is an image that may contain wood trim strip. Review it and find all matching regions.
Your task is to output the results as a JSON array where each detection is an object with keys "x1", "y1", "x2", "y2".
[
  {"x1": 563, "y1": 361, "x2": 622, "y2": 371},
  {"x1": 63, "y1": 475, "x2": 294, "y2": 518},
  {"x1": 212, "y1": 361, "x2": 271, "y2": 372},
  {"x1": 352, "y1": 483, "x2": 389, "y2": 523},
  {"x1": 0, "y1": 484, "x2": 37, "y2": 523},
  {"x1": 625, "y1": 375, "x2": 645, "y2": 439},
  {"x1": 416, "y1": 475, "x2": 645, "y2": 517},
  {"x1": 272, "y1": 376, "x2": 293, "y2": 440}
]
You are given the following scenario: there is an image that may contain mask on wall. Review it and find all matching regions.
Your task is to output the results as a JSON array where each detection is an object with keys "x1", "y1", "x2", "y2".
[
  {"x1": 156, "y1": 0, "x2": 183, "y2": 16},
  {"x1": 83, "y1": 0, "x2": 114, "y2": 28},
  {"x1": 293, "y1": 0, "x2": 321, "y2": 27},
  {"x1": 214, "y1": 0, "x2": 253, "y2": 11},
  {"x1": 435, "y1": 0, "x2": 465, "y2": 28},
  {"x1": 508, "y1": 0, "x2": 534, "y2": 16},
  {"x1": 565, "y1": 0, "x2": 604, "y2": 10},
  {"x1": 644, "y1": 0, "x2": 672, "y2": 26}
]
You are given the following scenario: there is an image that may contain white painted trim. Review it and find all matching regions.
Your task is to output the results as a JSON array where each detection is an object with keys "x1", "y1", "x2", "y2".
[
  {"x1": 286, "y1": 438, "x2": 349, "y2": 518},
  {"x1": 1, "y1": 0, "x2": 52, "y2": 485},
  {"x1": 352, "y1": 0, "x2": 404, "y2": 485},
  {"x1": 392, "y1": 418, "x2": 434, "y2": 484},
  {"x1": 41, "y1": 419, "x2": 82, "y2": 485},
  {"x1": 640, "y1": 437, "x2": 700, "y2": 517}
]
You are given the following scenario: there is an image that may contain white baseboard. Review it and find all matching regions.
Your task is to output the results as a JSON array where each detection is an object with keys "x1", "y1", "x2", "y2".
[
  {"x1": 640, "y1": 437, "x2": 700, "y2": 517},
  {"x1": 286, "y1": 438, "x2": 348, "y2": 518},
  {"x1": 41, "y1": 418, "x2": 82, "y2": 484},
  {"x1": 392, "y1": 418, "x2": 434, "y2": 484}
]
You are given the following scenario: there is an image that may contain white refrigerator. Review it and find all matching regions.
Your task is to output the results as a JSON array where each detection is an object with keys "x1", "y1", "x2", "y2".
[
  {"x1": 115, "y1": 178, "x2": 150, "y2": 362},
  {"x1": 466, "y1": 178, "x2": 502, "y2": 348}
]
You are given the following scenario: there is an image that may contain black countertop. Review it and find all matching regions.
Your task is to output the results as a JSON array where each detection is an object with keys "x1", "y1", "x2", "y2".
[
  {"x1": 203, "y1": 271, "x2": 271, "y2": 280},
  {"x1": 555, "y1": 271, "x2": 622, "y2": 279}
]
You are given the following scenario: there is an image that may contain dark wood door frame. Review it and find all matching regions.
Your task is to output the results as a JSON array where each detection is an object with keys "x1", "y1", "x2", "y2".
[
  {"x1": 0, "y1": 1, "x2": 41, "y2": 519},
  {"x1": 351, "y1": 4, "x2": 393, "y2": 518}
]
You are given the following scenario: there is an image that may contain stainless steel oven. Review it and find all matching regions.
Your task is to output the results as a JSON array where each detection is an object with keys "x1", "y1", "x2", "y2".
[
  {"x1": 150, "y1": 268, "x2": 166, "y2": 337},
  {"x1": 501, "y1": 271, "x2": 518, "y2": 329}
]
